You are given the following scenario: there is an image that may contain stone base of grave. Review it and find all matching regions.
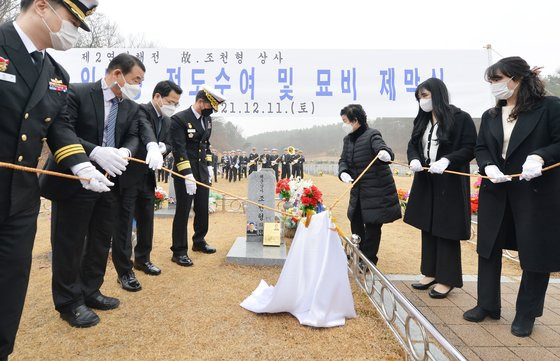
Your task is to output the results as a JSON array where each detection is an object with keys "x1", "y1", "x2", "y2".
[{"x1": 225, "y1": 237, "x2": 286, "y2": 266}]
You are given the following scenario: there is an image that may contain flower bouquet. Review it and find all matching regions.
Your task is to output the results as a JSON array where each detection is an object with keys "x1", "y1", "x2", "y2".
[
  {"x1": 397, "y1": 189, "x2": 409, "y2": 210},
  {"x1": 154, "y1": 187, "x2": 168, "y2": 210}
]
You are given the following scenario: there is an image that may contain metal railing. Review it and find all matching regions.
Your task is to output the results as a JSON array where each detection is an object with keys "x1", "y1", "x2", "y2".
[{"x1": 342, "y1": 234, "x2": 467, "y2": 361}]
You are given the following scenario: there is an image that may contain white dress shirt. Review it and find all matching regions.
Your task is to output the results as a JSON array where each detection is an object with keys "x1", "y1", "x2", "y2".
[
  {"x1": 191, "y1": 106, "x2": 205, "y2": 130},
  {"x1": 13, "y1": 21, "x2": 45, "y2": 59},
  {"x1": 501, "y1": 105, "x2": 517, "y2": 159}
]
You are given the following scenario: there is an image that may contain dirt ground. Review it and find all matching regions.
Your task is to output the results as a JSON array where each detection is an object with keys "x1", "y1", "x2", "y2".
[{"x1": 11, "y1": 173, "x2": 522, "y2": 360}]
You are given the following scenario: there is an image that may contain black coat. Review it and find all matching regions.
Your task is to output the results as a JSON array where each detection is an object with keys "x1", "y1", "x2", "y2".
[
  {"x1": 0, "y1": 22, "x2": 88, "y2": 216},
  {"x1": 170, "y1": 107, "x2": 212, "y2": 183},
  {"x1": 338, "y1": 126, "x2": 401, "y2": 224},
  {"x1": 476, "y1": 96, "x2": 560, "y2": 272},
  {"x1": 120, "y1": 102, "x2": 172, "y2": 190},
  {"x1": 404, "y1": 108, "x2": 477, "y2": 240},
  {"x1": 39, "y1": 80, "x2": 141, "y2": 200}
]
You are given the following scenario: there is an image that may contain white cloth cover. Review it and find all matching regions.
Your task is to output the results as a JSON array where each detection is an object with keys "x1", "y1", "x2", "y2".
[{"x1": 240, "y1": 211, "x2": 356, "y2": 327}]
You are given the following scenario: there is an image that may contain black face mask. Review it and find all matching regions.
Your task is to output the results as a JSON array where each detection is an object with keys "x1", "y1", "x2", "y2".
[{"x1": 201, "y1": 108, "x2": 213, "y2": 117}]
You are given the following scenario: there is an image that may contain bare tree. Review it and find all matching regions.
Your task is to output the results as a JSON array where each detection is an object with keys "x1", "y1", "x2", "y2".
[{"x1": 0, "y1": 0, "x2": 19, "y2": 24}]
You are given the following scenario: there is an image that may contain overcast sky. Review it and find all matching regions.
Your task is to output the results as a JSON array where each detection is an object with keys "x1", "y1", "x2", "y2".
[{"x1": 94, "y1": 0, "x2": 560, "y2": 135}]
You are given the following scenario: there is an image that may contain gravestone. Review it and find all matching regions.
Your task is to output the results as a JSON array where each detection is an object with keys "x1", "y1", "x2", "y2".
[
  {"x1": 154, "y1": 178, "x2": 177, "y2": 218},
  {"x1": 226, "y1": 169, "x2": 287, "y2": 266},
  {"x1": 245, "y1": 170, "x2": 276, "y2": 242}
]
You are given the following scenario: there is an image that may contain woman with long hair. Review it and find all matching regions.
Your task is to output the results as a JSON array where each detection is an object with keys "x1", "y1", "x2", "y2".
[
  {"x1": 463, "y1": 56, "x2": 560, "y2": 337},
  {"x1": 404, "y1": 78, "x2": 477, "y2": 298}
]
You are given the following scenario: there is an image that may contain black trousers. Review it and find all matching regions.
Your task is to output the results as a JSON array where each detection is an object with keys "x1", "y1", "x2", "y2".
[
  {"x1": 112, "y1": 174, "x2": 156, "y2": 276},
  {"x1": 281, "y1": 165, "x2": 291, "y2": 179},
  {"x1": 221, "y1": 166, "x2": 228, "y2": 178},
  {"x1": 157, "y1": 169, "x2": 164, "y2": 182},
  {"x1": 249, "y1": 165, "x2": 257, "y2": 175},
  {"x1": 477, "y1": 200, "x2": 550, "y2": 316},
  {"x1": 291, "y1": 165, "x2": 299, "y2": 178},
  {"x1": 163, "y1": 170, "x2": 169, "y2": 183},
  {"x1": 420, "y1": 231, "x2": 463, "y2": 287},
  {"x1": 350, "y1": 201, "x2": 382, "y2": 265},
  {"x1": 51, "y1": 189, "x2": 118, "y2": 313},
  {"x1": 171, "y1": 176, "x2": 209, "y2": 256},
  {"x1": 0, "y1": 202, "x2": 39, "y2": 359},
  {"x1": 241, "y1": 166, "x2": 247, "y2": 179},
  {"x1": 228, "y1": 167, "x2": 237, "y2": 182},
  {"x1": 272, "y1": 166, "x2": 279, "y2": 181}
]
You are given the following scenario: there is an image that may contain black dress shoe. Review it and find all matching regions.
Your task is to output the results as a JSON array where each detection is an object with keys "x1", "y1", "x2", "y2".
[
  {"x1": 118, "y1": 271, "x2": 142, "y2": 292},
  {"x1": 411, "y1": 279, "x2": 437, "y2": 290},
  {"x1": 134, "y1": 261, "x2": 161, "y2": 275},
  {"x1": 511, "y1": 313, "x2": 536, "y2": 337},
  {"x1": 429, "y1": 286, "x2": 454, "y2": 299},
  {"x1": 192, "y1": 242, "x2": 216, "y2": 254},
  {"x1": 463, "y1": 305, "x2": 500, "y2": 322},
  {"x1": 85, "y1": 292, "x2": 120, "y2": 310},
  {"x1": 171, "y1": 255, "x2": 193, "y2": 267},
  {"x1": 60, "y1": 305, "x2": 100, "y2": 328}
]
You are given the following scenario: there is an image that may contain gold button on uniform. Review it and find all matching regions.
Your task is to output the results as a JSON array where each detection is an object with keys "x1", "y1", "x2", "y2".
[
  {"x1": 21, "y1": 134, "x2": 27, "y2": 141},
  {"x1": 17, "y1": 156, "x2": 23, "y2": 162},
  {"x1": 44, "y1": 117, "x2": 51, "y2": 123},
  {"x1": 24, "y1": 113, "x2": 29, "y2": 119}
]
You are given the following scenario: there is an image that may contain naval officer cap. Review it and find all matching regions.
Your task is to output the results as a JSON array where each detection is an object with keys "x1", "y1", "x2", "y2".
[
  {"x1": 61, "y1": 0, "x2": 98, "y2": 32},
  {"x1": 201, "y1": 86, "x2": 226, "y2": 111}
]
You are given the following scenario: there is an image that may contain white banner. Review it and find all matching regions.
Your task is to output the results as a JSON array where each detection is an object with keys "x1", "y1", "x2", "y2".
[{"x1": 51, "y1": 48, "x2": 493, "y2": 119}]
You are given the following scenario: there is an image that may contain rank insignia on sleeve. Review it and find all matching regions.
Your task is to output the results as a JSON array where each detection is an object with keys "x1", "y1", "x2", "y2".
[
  {"x1": 49, "y1": 78, "x2": 68, "y2": 92},
  {"x1": 0, "y1": 57, "x2": 9, "y2": 72}
]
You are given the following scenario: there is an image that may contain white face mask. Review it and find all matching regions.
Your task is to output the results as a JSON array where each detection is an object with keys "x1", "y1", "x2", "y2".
[
  {"x1": 119, "y1": 74, "x2": 141, "y2": 101},
  {"x1": 158, "y1": 99, "x2": 177, "y2": 117},
  {"x1": 419, "y1": 98, "x2": 433, "y2": 112},
  {"x1": 342, "y1": 122, "x2": 354, "y2": 134},
  {"x1": 41, "y1": 3, "x2": 80, "y2": 51},
  {"x1": 491, "y1": 78, "x2": 517, "y2": 100}
]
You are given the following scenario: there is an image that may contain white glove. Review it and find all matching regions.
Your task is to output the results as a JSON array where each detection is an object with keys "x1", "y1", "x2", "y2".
[
  {"x1": 409, "y1": 159, "x2": 424, "y2": 172},
  {"x1": 340, "y1": 172, "x2": 354, "y2": 183},
  {"x1": 520, "y1": 155, "x2": 544, "y2": 181},
  {"x1": 377, "y1": 150, "x2": 392, "y2": 162},
  {"x1": 74, "y1": 164, "x2": 114, "y2": 192},
  {"x1": 485, "y1": 165, "x2": 511, "y2": 184},
  {"x1": 208, "y1": 166, "x2": 214, "y2": 184},
  {"x1": 235, "y1": 164, "x2": 239, "y2": 169},
  {"x1": 89, "y1": 146, "x2": 128, "y2": 177},
  {"x1": 428, "y1": 157, "x2": 450, "y2": 174},
  {"x1": 145, "y1": 142, "x2": 164, "y2": 170},
  {"x1": 158, "y1": 142, "x2": 167, "y2": 154},
  {"x1": 185, "y1": 174, "x2": 197, "y2": 195}
]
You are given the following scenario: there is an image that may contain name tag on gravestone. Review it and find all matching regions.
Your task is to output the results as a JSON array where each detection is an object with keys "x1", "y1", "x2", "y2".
[
  {"x1": 263, "y1": 222, "x2": 281, "y2": 246},
  {"x1": 246, "y1": 170, "x2": 276, "y2": 242}
]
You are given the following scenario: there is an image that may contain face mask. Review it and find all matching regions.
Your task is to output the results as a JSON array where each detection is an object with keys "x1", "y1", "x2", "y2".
[
  {"x1": 41, "y1": 3, "x2": 80, "y2": 51},
  {"x1": 118, "y1": 74, "x2": 141, "y2": 100},
  {"x1": 201, "y1": 108, "x2": 214, "y2": 117},
  {"x1": 158, "y1": 99, "x2": 177, "y2": 117},
  {"x1": 491, "y1": 78, "x2": 517, "y2": 100},
  {"x1": 419, "y1": 98, "x2": 433, "y2": 112},
  {"x1": 342, "y1": 122, "x2": 354, "y2": 134}
]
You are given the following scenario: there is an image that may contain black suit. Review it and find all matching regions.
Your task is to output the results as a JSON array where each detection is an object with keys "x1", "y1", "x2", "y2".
[
  {"x1": 39, "y1": 80, "x2": 141, "y2": 314},
  {"x1": 474, "y1": 97, "x2": 560, "y2": 317},
  {"x1": 170, "y1": 107, "x2": 212, "y2": 256},
  {"x1": 229, "y1": 155, "x2": 239, "y2": 182},
  {"x1": 281, "y1": 153, "x2": 292, "y2": 179},
  {"x1": 248, "y1": 152, "x2": 259, "y2": 174},
  {"x1": 0, "y1": 22, "x2": 89, "y2": 359},
  {"x1": 112, "y1": 102, "x2": 171, "y2": 276}
]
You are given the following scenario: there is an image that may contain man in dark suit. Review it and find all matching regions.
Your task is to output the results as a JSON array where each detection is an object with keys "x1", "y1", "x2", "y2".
[
  {"x1": 296, "y1": 149, "x2": 305, "y2": 178},
  {"x1": 260, "y1": 148, "x2": 271, "y2": 169},
  {"x1": 40, "y1": 53, "x2": 151, "y2": 328},
  {"x1": 112, "y1": 80, "x2": 181, "y2": 291},
  {"x1": 170, "y1": 87, "x2": 225, "y2": 267},
  {"x1": 211, "y1": 148, "x2": 219, "y2": 183},
  {"x1": 270, "y1": 148, "x2": 280, "y2": 181},
  {"x1": 229, "y1": 150, "x2": 239, "y2": 182},
  {"x1": 248, "y1": 147, "x2": 259, "y2": 175},
  {"x1": 280, "y1": 148, "x2": 292, "y2": 179},
  {"x1": 0, "y1": 1, "x2": 106, "y2": 359},
  {"x1": 220, "y1": 151, "x2": 229, "y2": 179},
  {"x1": 240, "y1": 151, "x2": 248, "y2": 179}
]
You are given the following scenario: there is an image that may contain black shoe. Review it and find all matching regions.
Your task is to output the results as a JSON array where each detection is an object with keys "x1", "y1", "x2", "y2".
[
  {"x1": 511, "y1": 313, "x2": 536, "y2": 337},
  {"x1": 463, "y1": 305, "x2": 500, "y2": 322},
  {"x1": 134, "y1": 261, "x2": 161, "y2": 276},
  {"x1": 411, "y1": 279, "x2": 437, "y2": 290},
  {"x1": 171, "y1": 255, "x2": 193, "y2": 267},
  {"x1": 118, "y1": 271, "x2": 142, "y2": 292},
  {"x1": 192, "y1": 242, "x2": 216, "y2": 254},
  {"x1": 429, "y1": 286, "x2": 454, "y2": 299},
  {"x1": 60, "y1": 305, "x2": 100, "y2": 328},
  {"x1": 85, "y1": 292, "x2": 120, "y2": 310}
]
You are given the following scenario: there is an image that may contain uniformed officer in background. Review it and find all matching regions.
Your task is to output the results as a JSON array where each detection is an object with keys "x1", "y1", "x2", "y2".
[
  {"x1": 0, "y1": 1, "x2": 107, "y2": 359},
  {"x1": 248, "y1": 147, "x2": 258, "y2": 175},
  {"x1": 240, "y1": 150, "x2": 248, "y2": 179},
  {"x1": 260, "y1": 147, "x2": 270, "y2": 169},
  {"x1": 270, "y1": 148, "x2": 280, "y2": 181},
  {"x1": 170, "y1": 87, "x2": 225, "y2": 267},
  {"x1": 280, "y1": 147, "x2": 292, "y2": 179}
]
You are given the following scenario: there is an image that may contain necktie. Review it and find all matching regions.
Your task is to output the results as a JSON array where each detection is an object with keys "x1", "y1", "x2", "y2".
[
  {"x1": 30, "y1": 51, "x2": 43, "y2": 73},
  {"x1": 199, "y1": 116, "x2": 205, "y2": 130},
  {"x1": 156, "y1": 116, "x2": 162, "y2": 139},
  {"x1": 104, "y1": 98, "x2": 119, "y2": 147}
]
